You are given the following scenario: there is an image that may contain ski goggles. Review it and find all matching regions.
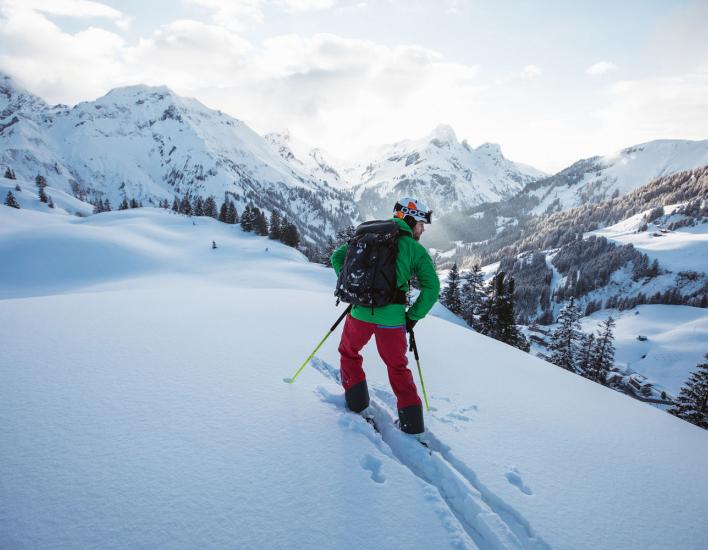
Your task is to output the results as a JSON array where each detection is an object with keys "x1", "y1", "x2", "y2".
[{"x1": 394, "y1": 203, "x2": 433, "y2": 224}]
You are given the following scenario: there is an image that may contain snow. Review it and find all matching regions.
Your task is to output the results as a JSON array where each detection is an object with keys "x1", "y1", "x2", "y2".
[
  {"x1": 580, "y1": 306, "x2": 708, "y2": 395},
  {"x1": 589, "y1": 205, "x2": 708, "y2": 275},
  {"x1": 529, "y1": 139, "x2": 708, "y2": 215},
  {"x1": 2, "y1": 205, "x2": 708, "y2": 549},
  {"x1": 0, "y1": 73, "x2": 358, "y2": 244},
  {"x1": 348, "y1": 125, "x2": 544, "y2": 215},
  {"x1": 1, "y1": 177, "x2": 94, "y2": 217}
]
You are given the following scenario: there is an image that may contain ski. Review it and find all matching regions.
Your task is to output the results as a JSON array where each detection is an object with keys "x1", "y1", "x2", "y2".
[{"x1": 363, "y1": 415, "x2": 380, "y2": 434}]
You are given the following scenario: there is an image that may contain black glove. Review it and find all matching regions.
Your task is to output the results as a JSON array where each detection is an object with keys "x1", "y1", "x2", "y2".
[{"x1": 405, "y1": 316, "x2": 417, "y2": 333}]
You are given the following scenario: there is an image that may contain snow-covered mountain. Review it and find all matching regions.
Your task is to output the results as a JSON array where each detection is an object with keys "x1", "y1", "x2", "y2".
[
  {"x1": 2, "y1": 201, "x2": 707, "y2": 549},
  {"x1": 347, "y1": 125, "x2": 546, "y2": 219},
  {"x1": 264, "y1": 130, "x2": 351, "y2": 191},
  {"x1": 0, "y1": 73, "x2": 359, "y2": 246},
  {"x1": 523, "y1": 139, "x2": 708, "y2": 216}
]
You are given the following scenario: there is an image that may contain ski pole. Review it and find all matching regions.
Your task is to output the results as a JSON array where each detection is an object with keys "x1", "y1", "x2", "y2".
[
  {"x1": 408, "y1": 330, "x2": 430, "y2": 412},
  {"x1": 286, "y1": 304, "x2": 352, "y2": 384}
]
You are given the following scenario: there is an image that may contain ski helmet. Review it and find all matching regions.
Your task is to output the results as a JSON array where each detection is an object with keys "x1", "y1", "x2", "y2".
[{"x1": 393, "y1": 197, "x2": 433, "y2": 228}]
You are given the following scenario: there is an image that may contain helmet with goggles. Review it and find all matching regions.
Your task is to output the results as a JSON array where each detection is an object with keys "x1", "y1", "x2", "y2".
[{"x1": 393, "y1": 197, "x2": 433, "y2": 227}]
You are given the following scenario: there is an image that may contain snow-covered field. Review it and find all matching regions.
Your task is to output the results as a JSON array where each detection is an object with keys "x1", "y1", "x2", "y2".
[
  {"x1": 2, "y1": 205, "x2": 708, "y2": 549},
  {"x1": 580, "y1": 306, "x2": 708, "y2": 395},
  {"x1": 589, "y1": 204, "x2": 708, "y2": 275}
]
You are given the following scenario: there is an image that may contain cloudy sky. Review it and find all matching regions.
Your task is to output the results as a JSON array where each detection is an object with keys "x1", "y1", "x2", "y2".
[{"x1": 1, "y1": 0, "x2": 707, "y2": 172}]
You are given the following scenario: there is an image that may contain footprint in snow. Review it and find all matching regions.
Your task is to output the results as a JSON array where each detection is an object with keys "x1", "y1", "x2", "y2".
[
  {"x1": 505, "y1": 468, "x2": 533, "y2": 496},
  {"x1": 360, "y1": 454, "x2": 386, "y2": 484}
]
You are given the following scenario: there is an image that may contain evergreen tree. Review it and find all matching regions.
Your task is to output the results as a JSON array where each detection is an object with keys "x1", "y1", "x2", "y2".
[
  {"x1": 269, "y1": 210, "x2": 282, "y2": 240},
  {"x1": 194, "y1": 196, "x2": 204, "y2": 217},
  {"x1": 576, "y1": 333, "x2": 596, "y2": 378},
  {"x1": 130, "y1": 198, "x2": 139, "y2": 209},
  {"x1": 498, "y1": 274, "x2": 515, "y2": 341},
  {"x1": 477, "y1": 272, "x2": 527, "y2": 350},
  {"x1": 35, "y1": 175, "x2": 47, "y2": 188},
  {"x1": 119, "y1": 198, "x2": 130, "y2": 210},
  {"x1": 478, "y1": 274, "x2": 501, "y2": 339},
  {"x1": 280, "y1": 222, "x2": 300, "y2": 248},
  {"x1": 103, "y1": 199, "x2": 111, "y2": 212},
  {"x1": 587, "y1": 316, "x2": 616, "y2": 384},
  {"x1": 204, "y1": 196, "x2": 218, "y2": 219},
  {"x1": 441, "y1": 263, "x2": 463, "y2": 315},
  {"x1": 226, "y1": 201, "x2": 238, "y2": 224},
  {"x1": 4, "y1": 167, "x2": 16, "y2": 179},
  {"x1": 241, "y1": 205, "x2": 254, "y2": 231},
  {"x1": 179, "y1": 195, "x2": 192, "y2": 216},
  {"x1": 4, "y1": 190, "x2": 20, "y2": 209},
  {"x1": 253, "y1": 207, "x2": 268, "y2": 236},
  {"x1": 548, "y1": 297, "x2": 582, "y2": 372},
  {"x1": 669, "y1": 354, "x2": 708, "y2": 429},
  {"x1": 172, "y1": 197, "x2": 179, "y2": 212},
  {"x1": 14, "y1": 184, "x2": 21, "y2": 192},
  {"x1": 93, "y1": 200, "x2": 103, "y2": 214},
  {"x1": 48, "y1": 196, "x2": 54, "y2": 209},
  {"x1": 218, "y1": 200, "x2": 228, "y2": 222},
  {"x1": 460, "y1": 263, "x2": 485, "y2": 328},
  {"x1": 38, "y1": 186, "x2": 49, "y2": 204}
]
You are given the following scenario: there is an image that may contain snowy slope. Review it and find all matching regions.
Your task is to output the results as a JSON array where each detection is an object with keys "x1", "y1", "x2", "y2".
[
  {"x1": 0, "y1": 73, "x2": 358, "y2": 245},
  {"x1": 589, "y1": 203, "x2": 708, "y2": 274},
  {"x1": 1, "y1": 175, "x2": 94, "y2": 217},
  {"x1": 349, "y1": 125, "x2": 545, "y2": 218},
  {"x1": 524, "y1": 139, "x2": 708, "y2": 216},
  {"x1": 578, "y1": 306, "x2": 708, "y2": 395},
  {"x1": 2, "y1": 204, "x2": 707, "y2": 549}
]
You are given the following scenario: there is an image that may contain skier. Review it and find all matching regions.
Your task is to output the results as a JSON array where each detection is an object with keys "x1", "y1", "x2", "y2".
[{"x1": 331, "y1": 198, "x2": 440, "y2": 435}]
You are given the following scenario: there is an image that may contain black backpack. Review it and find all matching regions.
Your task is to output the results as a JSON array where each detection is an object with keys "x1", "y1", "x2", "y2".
[{"x1": 334, "y1": 220, "x2": 408, "y2": 308}]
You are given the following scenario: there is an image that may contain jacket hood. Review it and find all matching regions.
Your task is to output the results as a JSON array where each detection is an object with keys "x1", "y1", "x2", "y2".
[{"x1": 392, "y1": 216, "x2": 413, "y2": 235}]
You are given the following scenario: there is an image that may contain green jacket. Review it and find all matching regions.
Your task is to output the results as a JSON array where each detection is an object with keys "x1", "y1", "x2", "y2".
[{"x1": 331, "y1": 217, "x2": 441, "y2": 326}]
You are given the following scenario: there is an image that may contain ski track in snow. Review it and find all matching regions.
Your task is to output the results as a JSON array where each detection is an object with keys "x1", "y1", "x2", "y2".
[{"x1": 310, "y1": 357, "x2": 549, "y2": 550}]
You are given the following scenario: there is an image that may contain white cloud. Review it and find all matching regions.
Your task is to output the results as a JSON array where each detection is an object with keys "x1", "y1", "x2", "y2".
[
  {"x1": 586, "y1": 61, "x2": 619, "y2": 76},
  {"x1": 127, "y1": 20, "x2": 253, "y2": 89},
  {"x1": 520, "y1": 65, "x2": 542, "y2": 79},
  {"x1": 184, "y1": 0, "x2": 338, "y2": 28},
  {"x1": 1, "y1": 0, "x2": 131, "y2": 28},
  {"x1": 1, "y1": 3, "x2": 706, "y2": 174},
  {"x1": 183, "y1": 0, "x2": 265, "y2": 29},
  {"x1": 278, "y1": 0, "x2": 336, "y2": 12},
  {"x1": 595, "y1": 73, "x2": 708, "y2": 145},
  {"x1": 0, "y1": 2, "x2": 128, "y2": 102}
]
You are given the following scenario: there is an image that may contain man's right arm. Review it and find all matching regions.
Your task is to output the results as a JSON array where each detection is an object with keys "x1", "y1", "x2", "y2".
[{"x1": 331, "y1": 243, "x2": 348, "y2": 276}]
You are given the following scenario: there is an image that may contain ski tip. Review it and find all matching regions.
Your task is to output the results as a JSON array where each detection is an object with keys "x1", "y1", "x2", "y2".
[{"x1": 282, "y1": 377, "x2": 293, "y2": 384}]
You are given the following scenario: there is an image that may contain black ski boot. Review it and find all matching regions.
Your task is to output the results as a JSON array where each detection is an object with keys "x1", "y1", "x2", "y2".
[
  {"x1": 397, "y1": 404, "x2": 424, "y2": 435},
  {"x1": 345, "y1": 380, "x2": 370, "y2": 413}
]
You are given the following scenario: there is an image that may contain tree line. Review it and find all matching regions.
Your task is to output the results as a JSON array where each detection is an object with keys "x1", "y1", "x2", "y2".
[
  {"x1": 2, "y1": 165, "x2": 303, "y2": 250},
  {"x1": 440, "y1": 264, "x2": 530, "y2": 352}
]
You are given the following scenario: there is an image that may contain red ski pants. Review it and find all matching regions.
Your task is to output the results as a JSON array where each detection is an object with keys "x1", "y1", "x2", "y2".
[{"x1": 338, "y1": 315, "x2": 421, "y2": 410}]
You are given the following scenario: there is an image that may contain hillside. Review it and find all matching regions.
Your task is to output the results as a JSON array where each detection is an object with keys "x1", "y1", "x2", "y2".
[{"x1": 1, "y1": 203, "x2": 707, "y2": 549}]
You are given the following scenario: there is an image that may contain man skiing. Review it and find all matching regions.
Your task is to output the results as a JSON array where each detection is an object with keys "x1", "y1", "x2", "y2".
[{"x1": 331, "y1": 197, "x2": 440, "y2": 435}]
